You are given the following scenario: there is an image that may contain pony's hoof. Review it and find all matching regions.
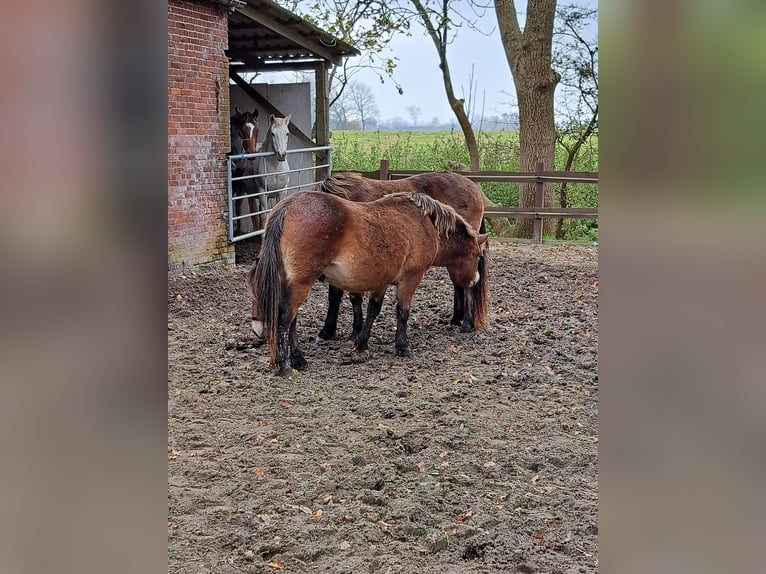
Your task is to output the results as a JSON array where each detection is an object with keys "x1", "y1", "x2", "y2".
[
  {"x1": 278, "y1": 367, "x2": 295, "y2": 379},
  {"x1": 291, "y1": 356, "x2": 308, "y2": 371},
  {"x1": 395, "y1": 347, "x2": 411, "y2": 357},
  {"x1": 460, "y1": 323, "x2": 474, "y2": 333},
  {"x1": 316, "y1": 330, "x2": 334, "y2": 342},
  {"x1": 450, "y1": 317, "x2": 462, "y2": 327}
]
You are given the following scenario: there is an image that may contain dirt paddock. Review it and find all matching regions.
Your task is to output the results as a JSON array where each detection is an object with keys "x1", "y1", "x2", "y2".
[{"x1": 168, "y1": 242, "x2": 598, "y2": 573}]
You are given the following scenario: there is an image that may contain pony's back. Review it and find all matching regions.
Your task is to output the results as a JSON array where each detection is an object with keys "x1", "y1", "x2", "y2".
[{"x1": 319, "y1": 171, "x2": 484, "y2": 231}]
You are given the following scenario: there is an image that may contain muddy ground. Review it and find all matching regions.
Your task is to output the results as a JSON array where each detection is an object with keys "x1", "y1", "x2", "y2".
[{"x1": 168, "y1": 242, "x2": 598, "y2": 573}]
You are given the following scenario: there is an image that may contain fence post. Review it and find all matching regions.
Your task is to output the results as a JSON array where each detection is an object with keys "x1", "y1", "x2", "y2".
[
  {"x1": 533, "y1": 161, "x2": 544, "y2": 244},
  {"x1": 379, "y1": 159, "x2": 389, "y2": 181}
]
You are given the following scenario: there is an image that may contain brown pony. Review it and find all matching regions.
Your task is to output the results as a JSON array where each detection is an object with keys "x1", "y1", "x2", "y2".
[
  {"x1": 248, "y1": 191, "x2": 488, "y2": 377},
  {"x1": 317, "y1": 171, "x2": 490, "y2": 341},
  {"x1": 229, "y1": 107, "x2": 260, "y2": 233}
]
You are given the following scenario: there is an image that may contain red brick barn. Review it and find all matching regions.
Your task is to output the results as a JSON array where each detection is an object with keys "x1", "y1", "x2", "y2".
[{"x1": 168, "y1": 0, "x2": 357, "y2": 273}]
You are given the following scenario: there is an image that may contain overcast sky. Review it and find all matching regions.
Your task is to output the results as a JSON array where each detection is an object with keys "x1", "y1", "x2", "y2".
[
  {"x1": 261, "y1": 1, "x2": 598, "y2": 125},
  {"x1": 348, "y1": 0, "x2": 598, "y2": 124}
]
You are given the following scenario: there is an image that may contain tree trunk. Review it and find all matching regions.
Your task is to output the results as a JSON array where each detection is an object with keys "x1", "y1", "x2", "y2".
[
  {"x1": 494, "y1": 0, "x2": 560, "y2": 239},
  {"x1": 516, "y1": 89, "x2": 556, "y2": 237}
]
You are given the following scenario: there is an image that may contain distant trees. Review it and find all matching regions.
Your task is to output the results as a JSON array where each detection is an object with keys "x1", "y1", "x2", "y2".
[
  {"x1": 407, "y1": 105, "x2": 421, "y2": 126},
  {"x1": 330, "y1": 81, "x2": 380, "y2": 131}
]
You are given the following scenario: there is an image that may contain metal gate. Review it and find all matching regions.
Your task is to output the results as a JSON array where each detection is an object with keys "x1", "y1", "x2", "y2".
[{"x1": 227, "y1": 145, "x2": 331, "y2": 242}]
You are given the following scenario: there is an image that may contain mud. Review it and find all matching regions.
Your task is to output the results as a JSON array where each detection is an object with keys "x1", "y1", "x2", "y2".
[{"x1": 168, "y1": 242, "x2": 598, "y2": 573}]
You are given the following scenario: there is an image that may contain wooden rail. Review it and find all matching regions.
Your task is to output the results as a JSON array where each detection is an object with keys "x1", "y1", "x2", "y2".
[{"x1": 361, "y1": 159, "x2": 599, "y2": 243}]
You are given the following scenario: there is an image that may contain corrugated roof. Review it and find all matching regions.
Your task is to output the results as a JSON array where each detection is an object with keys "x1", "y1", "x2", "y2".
[{"x1": 227, "y1": 0, "x2": 360, "y2": 72}]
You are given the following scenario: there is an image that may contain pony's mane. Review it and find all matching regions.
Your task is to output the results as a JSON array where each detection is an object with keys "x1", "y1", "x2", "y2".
[
  {"x1": 406, "y1": 192, "x2": 463, "y2": 238},
  {"x1": 317, "y1": 173, "x2": 365, "y2": 200}
]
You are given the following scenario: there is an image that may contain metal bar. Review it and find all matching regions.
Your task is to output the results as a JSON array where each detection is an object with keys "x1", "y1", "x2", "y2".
[
  {"x1": 227, "y1": 146, "x2": 334, "y2": 242},
  {"x1": 228, "y1": 145, "x2": 331, "y2": 161},
  {"x1": 227, "y1": 158, "x2": 234, "y2": 243},
  {"x1": 231, "y1": 229, "x2": 265, "y2": 242}
]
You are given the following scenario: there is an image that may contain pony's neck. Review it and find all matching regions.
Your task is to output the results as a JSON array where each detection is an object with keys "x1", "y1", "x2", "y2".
[{"x1": 262, "y1": 127, "x2": 278, "y2": 153}]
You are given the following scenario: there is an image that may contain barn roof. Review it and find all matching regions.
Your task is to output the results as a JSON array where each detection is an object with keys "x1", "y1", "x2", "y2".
[{"x1": 226, "y1": 0, "x2": 360, "y2": 72}]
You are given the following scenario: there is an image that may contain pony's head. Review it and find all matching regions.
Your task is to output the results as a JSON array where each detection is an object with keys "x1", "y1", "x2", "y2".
[
  {"x1": 407, "y1": 192, "x2": 490, "y2": 329},
  {"x1": 268, "y1": 114, "x2": 291, "y2": 162},
  {"x1": 230, "y1": 107, "x2": 259, "y2": 172}
]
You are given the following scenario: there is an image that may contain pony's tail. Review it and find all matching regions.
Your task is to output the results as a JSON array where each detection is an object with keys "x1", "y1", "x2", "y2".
[
  {"x1": 250, "y1": 207, "x2": 287, "y2": 365},
  {"x1": 471, "y1": 218, "x2": 491, "y2": 330}
]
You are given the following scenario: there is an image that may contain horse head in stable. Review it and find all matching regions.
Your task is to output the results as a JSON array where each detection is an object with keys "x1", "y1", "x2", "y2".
[{"x1": 229, "y1": 107, "x2": 259, "y2": 173}]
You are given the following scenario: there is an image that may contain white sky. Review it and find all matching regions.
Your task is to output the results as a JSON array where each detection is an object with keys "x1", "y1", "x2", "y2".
[
  {"x1": 349, "y1": 0, "x2": 598, "y2": 124},
  {"x1": 263, "y1": 1, "x2": 598, "y2": 125}
]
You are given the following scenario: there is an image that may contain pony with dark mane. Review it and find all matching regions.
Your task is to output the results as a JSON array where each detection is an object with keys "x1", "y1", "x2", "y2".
[
  {"x1": 248, "y1": 191, "x2": 488, "y2": 377},
  {"x1": 229, "y1": 107, "x2": 260, "y2": 233},
  {"x1": 316, "y1": 171, "x2": 490, "y2": 340}
]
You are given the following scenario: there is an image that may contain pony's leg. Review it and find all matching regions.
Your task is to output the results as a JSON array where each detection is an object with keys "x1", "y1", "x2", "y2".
[
  {"x1": 349, "y1": 292, "x2": 364, "y2": 344},
  {"x1": 288, "y1": 316, "x2": 307, "y2": 370},
  {"x1": 239, "y1": 198, "x2": 253, "y2": 234},
  {"x1": 451, "y1": 285, "x2": 465, "y2": 327},
  {"x1": 394, "y1": 303, "x2": 411, "y2": 357},
  {"x1": 276, "y1": 280, "x2": 314, "y2": 377},
  {"x1": 460, "y1": 288, "x2": 475, "y2": 333},
  {"x1": 448, "y1": 267, "x2": 472, "y2": 331},
  {"x1": 393, "y1": 275, "x2": 426, "y2": 357},
  {"x1": 354, "y1": 289, "x2": 385, "y2": 352},
  {"x1": 258, "y1": 191, "x2": 268, "y2": 229},
  {"x1": 248, "y1": 195, "x2": 259, "y2": 231},
  {"x1": 317, "y1": 285, "x2": 344, "y2": 341},
  {"x1": 275, "y1": 295, "x2": 293, "y2": 377}
]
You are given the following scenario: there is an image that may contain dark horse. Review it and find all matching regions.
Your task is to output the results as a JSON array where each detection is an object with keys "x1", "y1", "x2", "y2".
[
  {"x1": 316, "y1": 171, "x2": 490, "y2": 341},
  {"x1": 229, "y1": 107, "x2": 259, "y2": 234},
  {"x1": 248, "y1": 191, "x2": 489, "y2": 377}
]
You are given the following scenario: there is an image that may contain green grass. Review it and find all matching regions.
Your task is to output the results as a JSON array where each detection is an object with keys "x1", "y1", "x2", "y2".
[{"x1": 330, "y1": 129, "x2": 598, "y2": 241}]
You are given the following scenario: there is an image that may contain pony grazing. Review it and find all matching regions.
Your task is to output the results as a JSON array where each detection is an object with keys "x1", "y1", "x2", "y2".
[
  {"x1": 317, "y1": 171, "x2": 490, "y2": 340},
  {"x1": 248, "y1": 191, "x2": 488, "y2": 377},
  {"x1": 255, "y1": 114, "x2": 291, "y2": 214},
  {"x1": 229, "y1": 108, "x2": 260, "y2": 233}
]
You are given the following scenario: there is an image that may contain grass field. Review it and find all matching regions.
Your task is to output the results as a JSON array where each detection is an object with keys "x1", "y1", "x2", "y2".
[{"x1": 329, "y1": 130, "x2": 599, "y2": 241}]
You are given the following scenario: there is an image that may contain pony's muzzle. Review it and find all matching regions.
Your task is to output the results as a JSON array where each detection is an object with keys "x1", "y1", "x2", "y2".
[{"x1": 276, "y1": 153, "x2": 286, "y2": 162}]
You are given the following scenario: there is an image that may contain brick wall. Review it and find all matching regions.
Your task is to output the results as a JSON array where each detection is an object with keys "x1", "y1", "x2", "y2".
[{"x1": 168, "y1": 0, "x2": 233, "y2": 274}]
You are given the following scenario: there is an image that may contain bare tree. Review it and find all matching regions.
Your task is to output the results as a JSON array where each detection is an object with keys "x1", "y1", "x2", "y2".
[
  {"x1": 494, "y1": 0, "x2": 561, "y2": 238},
  {"x1": 406, "y1": 105, "x2": 422, "y2": 126},
  {"x1": 346, "y1": 81, "x2": 380, "y2": 131},
  {"x1": 329, "y1": 87, "x2": 352, "y2": 130},
  {"x1": 553, "y1": 3, "x2": 598, "y2": 238},
  {"x1": 408, "y1": 0, "x2": 481, "y2": 171}
]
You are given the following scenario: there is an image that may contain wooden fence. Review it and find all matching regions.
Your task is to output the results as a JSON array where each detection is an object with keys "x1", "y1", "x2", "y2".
[{"x1": 355, "y1": 159, "x2": 598, "y2": 243}]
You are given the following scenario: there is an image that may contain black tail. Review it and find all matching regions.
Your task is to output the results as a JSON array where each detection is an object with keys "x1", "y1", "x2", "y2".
[
  {"x1": 250, "y1": 207, "x2": 287, "y2": 365},
  {"x1": 471, "y1": 218, "x2": 490, "y2": 330}
]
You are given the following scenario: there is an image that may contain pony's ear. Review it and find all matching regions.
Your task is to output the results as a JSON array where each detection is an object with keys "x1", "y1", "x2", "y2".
[
  {"x1": 269, "y1": 113, "x2": 276, "y2": 123},
  {"x1": 252, "y1": 108, "x2": 259, "y2": 119},
  {"x1": 477, "y1": 233, "x2": 489, "y2": 245},
  {"x1": 235, "y1": 106, "x2": 242, "y2": 116},
  {"x1": 284, "y1": 114, "x2": 291, "y2": 125}
]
